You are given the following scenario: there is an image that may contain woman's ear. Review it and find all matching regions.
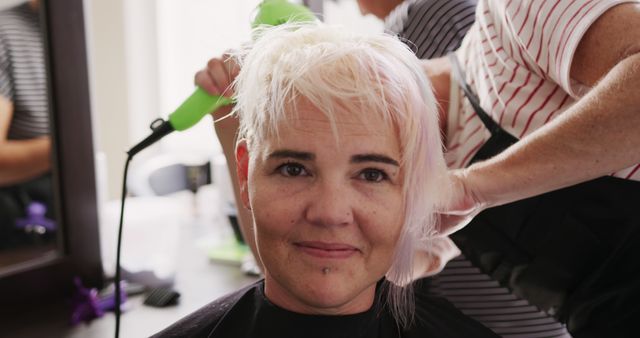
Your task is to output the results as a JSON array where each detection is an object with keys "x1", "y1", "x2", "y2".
[{"x1": 235, "y1": 140, "x2": 251, "y2": 210}]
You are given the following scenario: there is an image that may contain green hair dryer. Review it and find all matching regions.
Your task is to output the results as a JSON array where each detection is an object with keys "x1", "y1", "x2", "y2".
[{"x1": 128, "y1": 0, "x2": 316, "y2": 156}]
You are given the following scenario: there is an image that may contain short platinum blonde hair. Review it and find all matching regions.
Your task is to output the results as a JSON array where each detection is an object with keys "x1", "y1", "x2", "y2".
[{"x1": 231, "y1": 22, "x2": 450, "y2": 327}]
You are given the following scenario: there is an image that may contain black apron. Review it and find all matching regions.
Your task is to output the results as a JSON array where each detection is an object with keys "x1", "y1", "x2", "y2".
[{"x1": 447, "y1": 54, "x2": 640, "y2": 338}]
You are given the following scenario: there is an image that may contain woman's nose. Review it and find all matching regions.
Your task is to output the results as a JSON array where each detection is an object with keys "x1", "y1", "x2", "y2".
[{"x1": 304, "y1": 179, "x2": 354, "y2": 227}]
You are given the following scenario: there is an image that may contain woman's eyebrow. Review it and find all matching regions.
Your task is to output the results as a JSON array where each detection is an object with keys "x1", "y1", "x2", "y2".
[
  {"x1": 268, "y1": 149, "x2": 315, "y2": 161},
  {"x1": 351, "y1": 154, "x2": 399, "y2": 166}
]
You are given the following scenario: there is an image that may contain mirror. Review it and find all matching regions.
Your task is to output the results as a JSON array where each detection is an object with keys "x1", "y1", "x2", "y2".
[
  {"x1": 0, "y1": 0, "x2": 61, "y2": 276},
  {"x1": 0, "y1": 0, "x2": 102, "y2": 314}
]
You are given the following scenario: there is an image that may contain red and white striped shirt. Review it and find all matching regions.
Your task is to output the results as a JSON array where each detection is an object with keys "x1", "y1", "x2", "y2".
[{"x1": 445, "y1": 0, "x2": 640, "y2": 180}]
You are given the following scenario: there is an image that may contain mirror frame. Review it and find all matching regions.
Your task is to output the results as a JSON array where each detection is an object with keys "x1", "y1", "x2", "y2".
[{"x1": 0, "y1": 0, "x2": 103, "y2": 309}]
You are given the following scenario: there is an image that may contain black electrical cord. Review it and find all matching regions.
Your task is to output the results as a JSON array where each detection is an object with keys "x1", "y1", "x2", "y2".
[{"x1": 114, "y1": 154, "x2": 133, "y2": 338}]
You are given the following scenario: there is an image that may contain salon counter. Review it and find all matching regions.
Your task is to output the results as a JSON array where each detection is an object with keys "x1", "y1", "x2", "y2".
[{"x1": 3, "y1": 188, "x2": 259, "y2": 338}]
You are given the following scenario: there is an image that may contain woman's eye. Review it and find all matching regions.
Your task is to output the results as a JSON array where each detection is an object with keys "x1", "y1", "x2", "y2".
[
  {"x1": 359, "y1": 169, "x2": 388, "y2": 183},
  {"x1": 277, "y1": 163, "x2": 308, "y2": 177}
]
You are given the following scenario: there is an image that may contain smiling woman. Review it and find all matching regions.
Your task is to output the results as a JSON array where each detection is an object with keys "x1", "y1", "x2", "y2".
[
  {"x1": 153, "y1": 22, "x2": 498, "y2": 337},
  {"x1": 240, "y1": 97, "x2": 405, "y2": 316}
]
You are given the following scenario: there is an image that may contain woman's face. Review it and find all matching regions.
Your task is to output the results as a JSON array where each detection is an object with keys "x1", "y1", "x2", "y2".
[{"x1": 236, "y1": 99, "x2": 405, "y2": 315}]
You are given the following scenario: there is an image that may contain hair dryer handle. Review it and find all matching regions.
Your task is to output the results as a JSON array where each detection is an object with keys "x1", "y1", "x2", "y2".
[{"x1": 168, "y1": 87, "x2": 234, "y2": 131}]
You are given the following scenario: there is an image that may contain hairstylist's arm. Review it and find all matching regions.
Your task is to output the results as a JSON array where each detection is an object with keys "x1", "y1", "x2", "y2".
[
  {"x1": 0, "y1": 95, "x2": 51, "y2": 186},
  {"x1": 438, "y1": 3, "x2": 640, "y2": 234},
  {"x1": 195, "y1": 54, "x2": 262, "y2": 268}
]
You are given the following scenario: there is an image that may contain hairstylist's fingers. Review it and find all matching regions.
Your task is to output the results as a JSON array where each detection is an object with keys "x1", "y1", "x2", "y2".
[
  {"x1": 222, "y1": 51, "x2": 241, "y2": 80},
  {"x1": 207, "y1": 58, "x2": 228, "y2": 90},
  {"x1": 437, "y1": 211, "x2": 478, "y2": 236},
  {"x1": 208, "y1": 57, "x2": 237, "y2": 98},
  {"x1": 435, "y1": 169, "x2": 486, "y2": 236},
  {"x1": 412, "y1": 237, "x2": 461, "y2": 279},
  {"x1": 195, "y1": 66, "x2": 219, "y2": 95}
]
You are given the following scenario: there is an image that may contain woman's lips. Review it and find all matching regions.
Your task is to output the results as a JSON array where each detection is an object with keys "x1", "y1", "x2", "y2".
[{"x1": 294, "y1": 241, "x2": 359, "y2": 259}]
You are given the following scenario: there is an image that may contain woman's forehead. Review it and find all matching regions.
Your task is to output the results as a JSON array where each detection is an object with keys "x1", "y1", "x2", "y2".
[
  {"x1": 253, "y1": 99, "x2": 402, "y2": 158},
  {"x1": 282, "y1": 97, "x2": 395, "y2": 135}
]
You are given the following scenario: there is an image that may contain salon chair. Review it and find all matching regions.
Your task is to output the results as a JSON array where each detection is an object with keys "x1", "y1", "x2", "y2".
[{"x1": 127, "y1": 154, "x2": 211, "y2": 197}]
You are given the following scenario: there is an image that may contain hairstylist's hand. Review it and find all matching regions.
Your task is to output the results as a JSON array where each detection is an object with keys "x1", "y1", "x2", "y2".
[
  {"x1": 194, "y1": 51, "x2": 240, "y2": 121},
  {"x1": 196, "y1": 52, "x2": 258, "y2": 270},
  {"x1": 412, "y1": 237, "x2": 461, "y2": 280},
  {"x1": 435, "y1": 169, "x2": 487, "y2": 236}
]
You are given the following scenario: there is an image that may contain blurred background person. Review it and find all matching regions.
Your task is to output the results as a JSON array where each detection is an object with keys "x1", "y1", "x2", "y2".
[
  {"x1": 0, "y1": 0, "x2": 54, "y2": 250},
  {"x1": 357, "y1": 0, "x2": 476, "y2": 59}
]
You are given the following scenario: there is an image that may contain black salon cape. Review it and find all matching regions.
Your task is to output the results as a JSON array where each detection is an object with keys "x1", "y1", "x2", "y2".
[{"x1": 152, "y1": 278, "x2": 498, "y2": 338}]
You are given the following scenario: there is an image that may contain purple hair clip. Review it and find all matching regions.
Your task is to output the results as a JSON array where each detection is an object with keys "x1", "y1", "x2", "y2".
[
  {"x1": 15, "y1": 201, "x2": 56, "y2": 233},
  {"x1": 70, "y1": 277, "x2": 127, "y2": 325}
]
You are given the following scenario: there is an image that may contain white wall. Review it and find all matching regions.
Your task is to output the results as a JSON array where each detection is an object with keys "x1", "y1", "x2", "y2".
[{"x1": 84, "y1": 0, "x2": 130, "y2": 200}]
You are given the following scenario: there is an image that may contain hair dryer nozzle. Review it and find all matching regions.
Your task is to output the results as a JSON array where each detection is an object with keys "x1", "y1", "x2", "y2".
[{"x1": 252, "y1": 0, "x2": 317, "y2": 27}]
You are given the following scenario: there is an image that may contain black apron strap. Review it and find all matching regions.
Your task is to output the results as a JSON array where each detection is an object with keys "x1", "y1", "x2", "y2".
[
  {"x1": 448, "y1": 53, "x2": 503, "y2": 135},
  {"x1": 448, "y1": 53, "x2": 518, "y2": 163}
]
